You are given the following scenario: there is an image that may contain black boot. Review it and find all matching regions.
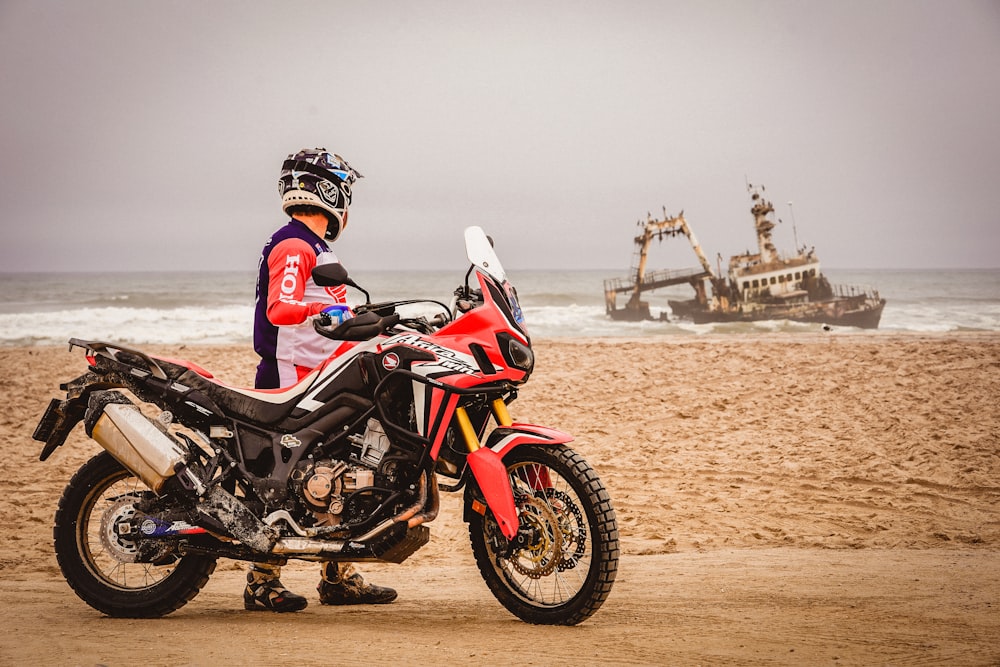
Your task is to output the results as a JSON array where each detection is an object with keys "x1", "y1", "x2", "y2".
[
  {"x1": 244, "y1": 564, "x2": 308, "y2": 612},
  {"x1": 318, "y1": 562, "x2": 397, "y2": 605}
]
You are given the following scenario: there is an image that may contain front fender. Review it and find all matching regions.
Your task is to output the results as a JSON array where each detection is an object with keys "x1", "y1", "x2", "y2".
[
  {"x1": 465, "y1": 423, "x2": 574, "y2": 541},
  {"x1": 485, "y1": 423, "x2": 573, "y2": 459},
  {"x1": 467, "y1": 447, "x2": 519, "y2": 540}
]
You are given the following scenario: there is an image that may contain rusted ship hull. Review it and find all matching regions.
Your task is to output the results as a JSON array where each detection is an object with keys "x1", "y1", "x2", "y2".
[
  {"x1": 604, "y1": 185, "x2": 886, "y2": 329},
  {"x1": 669, "y1": 295, "x2": 886, "y2": 329},
  {"x1": 607, "y1": 305, "x2": 671, "y2": 322}
]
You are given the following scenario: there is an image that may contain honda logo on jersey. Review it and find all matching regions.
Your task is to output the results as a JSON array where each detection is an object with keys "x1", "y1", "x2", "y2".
[{"x1": 280, "y1": 254, "x2": 300, "y2": 298}]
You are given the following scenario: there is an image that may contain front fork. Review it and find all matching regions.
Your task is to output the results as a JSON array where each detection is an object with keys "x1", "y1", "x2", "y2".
[
  {"x1": 455, "y1": 398, "x2": 520, "y2": 540},
  {"x1": 455, "y1": 398, "x2": 512, "y2": 450}
]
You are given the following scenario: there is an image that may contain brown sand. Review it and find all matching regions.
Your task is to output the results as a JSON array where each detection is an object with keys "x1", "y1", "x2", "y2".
[{"x1": 1, "y1": 333, "x2": 998, "y2": 665}]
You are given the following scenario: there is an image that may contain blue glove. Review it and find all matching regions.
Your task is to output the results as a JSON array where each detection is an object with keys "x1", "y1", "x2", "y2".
[{"x1": 321, "y1": 304, "x2": 351, "y2": 324}]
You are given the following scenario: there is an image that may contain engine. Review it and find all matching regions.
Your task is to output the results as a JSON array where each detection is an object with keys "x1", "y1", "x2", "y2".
[{"x1": 289, "y1": 418, "x2": 398, "y2": 527}]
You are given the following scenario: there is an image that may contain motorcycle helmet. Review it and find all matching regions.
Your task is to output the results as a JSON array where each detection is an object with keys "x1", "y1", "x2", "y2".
[{"x1": 278, "y1": 148, "x2": 363, "y2": 241}]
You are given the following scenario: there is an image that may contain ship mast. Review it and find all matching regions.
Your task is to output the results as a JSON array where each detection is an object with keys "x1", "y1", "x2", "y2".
[{"x1": 749, "y1": 185, "x2": 779, "y2": 265}]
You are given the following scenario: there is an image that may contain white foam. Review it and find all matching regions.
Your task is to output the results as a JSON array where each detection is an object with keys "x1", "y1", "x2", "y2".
[
  {"x1": 0, "y1": 305, "x2": 252, "y2": 346},
  {"x1": 2, "y1": 268, "x2": 999, "y2": 346}
]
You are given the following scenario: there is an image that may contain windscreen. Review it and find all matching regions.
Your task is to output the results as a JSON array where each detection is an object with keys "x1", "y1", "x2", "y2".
[
  {"x1": 466, "y1": 226, "x2": 528, "y2": 338},
  {"x1": 464, "y1": 226, "x2": 506, "y2": 283}
]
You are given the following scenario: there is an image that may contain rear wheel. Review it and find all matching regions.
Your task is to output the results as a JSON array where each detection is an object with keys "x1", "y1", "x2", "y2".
[
  {"x1": 53, "y1": 452, "x2": 217, "y2": 617},
  {"x1": 468, "y1": 445, "x2": 619, "y2": 625}
]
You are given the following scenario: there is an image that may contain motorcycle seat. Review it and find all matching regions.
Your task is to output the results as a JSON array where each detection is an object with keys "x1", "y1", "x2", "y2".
[
  {"x1": 159, "y1": 361, "x2": 318, "y2": 426},
  {"x1": 154, "y1": 356, "x2": 214, "y2": 378},
  {"x1": 70, "y1": 340, "x2": 352, "y2": 429}
]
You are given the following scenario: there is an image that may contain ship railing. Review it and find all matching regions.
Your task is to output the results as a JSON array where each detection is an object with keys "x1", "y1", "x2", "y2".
[
  {"x1": 603, "y1": 266, "x2": 711, "y2": 295},
  {"x1": 830, "y1": 282, "x2": 882, "y2": 301},
  {"x1": 603, "y1": 276, "x2": 631, "y2": 294}
]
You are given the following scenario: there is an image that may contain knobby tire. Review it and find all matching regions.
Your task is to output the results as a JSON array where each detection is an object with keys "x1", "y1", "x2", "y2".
[
  {"x1": 53, "y1": 451, "x2": 217, "y2": 618},
  {"x1": 468, "y1": 445, "x2": 619, "y2": 625}
]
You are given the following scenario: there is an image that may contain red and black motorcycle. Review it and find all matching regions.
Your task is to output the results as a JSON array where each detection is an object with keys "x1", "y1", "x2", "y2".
[{"x1": 33, "y1": 226, "x2": 618, "y2": 625}]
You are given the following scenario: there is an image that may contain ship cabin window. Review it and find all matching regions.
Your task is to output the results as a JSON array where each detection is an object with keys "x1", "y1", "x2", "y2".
[
  {"x1": 769, "y1": 276, "x2": 776, "y2": 285},
  {"x1": 808, "y1": 269, "x2": 816, "y2": 277},
  {"x1": 795, "y1": 272, "x2": 801, "y2": 280},
  {"x1": 752, "y1": 279, "x2": 759, "y2": 288},
  {"x1": 778, "y1": 274, "x2": 785, "y2": 283}
]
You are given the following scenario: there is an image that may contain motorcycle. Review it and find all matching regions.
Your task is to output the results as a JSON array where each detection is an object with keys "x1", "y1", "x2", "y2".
[{"x1": 33, "y1": 226, "x2": 619, "y2": 625}]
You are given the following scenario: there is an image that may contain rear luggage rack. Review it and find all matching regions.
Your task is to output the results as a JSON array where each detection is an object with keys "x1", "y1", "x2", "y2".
[{"x1": 69, "y1": 338, "x2": 169, "y2": 380}]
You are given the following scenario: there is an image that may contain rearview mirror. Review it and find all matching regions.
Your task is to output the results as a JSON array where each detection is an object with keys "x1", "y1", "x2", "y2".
[
  {"x1": 312, "y1": 262, "x2": 351, "y2": 287},
  {"x1": 311, "y1": 263, "x2": 371, "y2": 304}
]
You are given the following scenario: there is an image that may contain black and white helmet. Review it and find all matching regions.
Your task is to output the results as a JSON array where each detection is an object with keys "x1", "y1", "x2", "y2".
[{"x1": 278, "y1": 148, "x2": 363, "y2": 241}]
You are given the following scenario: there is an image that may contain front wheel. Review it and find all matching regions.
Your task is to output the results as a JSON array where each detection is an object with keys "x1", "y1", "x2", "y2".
[
  {"x1": 53, "y1": 451, "x2": 217, "y2": 617},
  {"x1": 468, "y1": 445, "x2": 619, "y2": 625}
]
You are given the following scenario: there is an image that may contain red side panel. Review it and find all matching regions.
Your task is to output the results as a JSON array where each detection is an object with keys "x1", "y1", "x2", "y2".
[
  {"x1": 467, "y1": 447, "x2": 519, "y2": 540},
  {"x1": 428, "y1": 391, "x2": 460, "y2": 459}
]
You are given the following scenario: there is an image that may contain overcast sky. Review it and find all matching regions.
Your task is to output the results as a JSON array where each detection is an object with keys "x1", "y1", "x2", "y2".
[{"x1": 1, "y1": 1, "x2": 998, "y2": 273}]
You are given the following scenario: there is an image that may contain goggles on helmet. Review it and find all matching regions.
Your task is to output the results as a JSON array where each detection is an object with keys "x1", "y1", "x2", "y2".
[{"x1": 278, "y1": 149, "x2": 363, "y2": 241}]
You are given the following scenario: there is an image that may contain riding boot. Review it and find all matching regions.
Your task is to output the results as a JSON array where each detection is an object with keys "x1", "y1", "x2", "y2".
[
  {"x1": 317, "y1": 562, "x2": 397, "y2": 605},
  {"x1": 243, "y1": 563, "x2": 308, "y2": 612}
]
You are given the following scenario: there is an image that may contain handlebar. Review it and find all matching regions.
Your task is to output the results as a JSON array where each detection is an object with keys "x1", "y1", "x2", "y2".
[
  {"x1": 313, "y1": 310, "x2": 401, "y2": 342},
  {"x1": 313, "y1": 286, "x2": 482, "y2": 342}
]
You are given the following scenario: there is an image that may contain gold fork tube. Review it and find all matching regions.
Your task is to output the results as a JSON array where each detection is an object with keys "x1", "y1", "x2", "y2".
[
  {"x1": 491, "y1": 398, "x2": 513, "y2": 427},
  {"x1": 454, "y1": 406, "x2": 481, "y2": 452}
]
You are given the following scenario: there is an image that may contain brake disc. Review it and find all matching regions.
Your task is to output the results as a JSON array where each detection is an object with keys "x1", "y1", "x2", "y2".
[
  {"x1": 508, "y1": 495, "x2": 563, "y2": 579},
  {"x1": 545, "y1": 489, "x2": 587, "y2": 571},
  {"x1": 99, "y1": 496, "x2": 141, "y2": 563}
]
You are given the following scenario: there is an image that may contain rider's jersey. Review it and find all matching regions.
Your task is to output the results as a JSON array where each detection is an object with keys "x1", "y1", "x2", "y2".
[{"x1": 254, "y1": 219, "x2": 347, "y2": 387}]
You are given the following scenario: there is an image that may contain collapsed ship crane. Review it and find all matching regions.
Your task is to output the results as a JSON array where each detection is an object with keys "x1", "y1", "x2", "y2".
[{"x1": 603, "y1": 208, "x2": 715, "y2": 321}]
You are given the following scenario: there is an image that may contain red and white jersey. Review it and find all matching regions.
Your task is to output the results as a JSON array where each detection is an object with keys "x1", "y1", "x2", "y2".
[{"x1": 254, "y1": 219, "x2": 348, "y2": 387}]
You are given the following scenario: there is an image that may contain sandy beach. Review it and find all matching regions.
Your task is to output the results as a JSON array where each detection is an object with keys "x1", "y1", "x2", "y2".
[{"x1": 1, "y1": 333, "x2": 998, "y2": 665}]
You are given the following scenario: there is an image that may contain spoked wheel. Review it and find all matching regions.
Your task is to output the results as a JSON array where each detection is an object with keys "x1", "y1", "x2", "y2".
[
  {"x1": 468, "y1": 445, "x2": 619, "y2": 625},
  {"x1": 53, "y1": 452, "x2": 216, "y2": 617}
]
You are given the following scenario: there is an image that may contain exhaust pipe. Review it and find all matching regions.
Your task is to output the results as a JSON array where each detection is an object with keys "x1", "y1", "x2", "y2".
[
  {"x1": 272, "y1": 537, "x2": 348, "y2": 556},
  {"x1": 85, "y1": 391, "x2": 279, "y2": 552},
  {"x1": 85, "y1": 391, "x2": 187, "y2": 494}
]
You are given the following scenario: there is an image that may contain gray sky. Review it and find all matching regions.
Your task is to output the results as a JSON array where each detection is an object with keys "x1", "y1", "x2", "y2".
[{"x1": 1, "y1": 0, "x2": 998, "y2": 273}]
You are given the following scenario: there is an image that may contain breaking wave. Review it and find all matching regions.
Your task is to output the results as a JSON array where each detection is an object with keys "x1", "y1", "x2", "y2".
[{"x1": 0, "y1": 269, "x2": 997, "y2": 346}]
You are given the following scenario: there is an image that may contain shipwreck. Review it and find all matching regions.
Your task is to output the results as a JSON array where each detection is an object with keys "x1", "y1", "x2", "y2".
[{"x1": 603, "y1": 185, "x2": 886, "y2": 329}]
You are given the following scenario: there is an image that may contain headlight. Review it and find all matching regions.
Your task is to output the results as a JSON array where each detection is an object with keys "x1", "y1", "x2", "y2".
[{"x1": 505, "y1": 337, "x2": 534, "y2": 373}]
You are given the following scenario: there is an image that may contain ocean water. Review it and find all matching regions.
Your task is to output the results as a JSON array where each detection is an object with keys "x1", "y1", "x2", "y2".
[{"x1": 0, "y1": 268, "x2": 998, "y2": 347}]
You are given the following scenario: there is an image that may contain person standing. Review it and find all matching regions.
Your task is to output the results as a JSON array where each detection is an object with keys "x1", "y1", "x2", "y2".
[{"x1": 244, "y1": 148, "x2": 397, "y2": 612}]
